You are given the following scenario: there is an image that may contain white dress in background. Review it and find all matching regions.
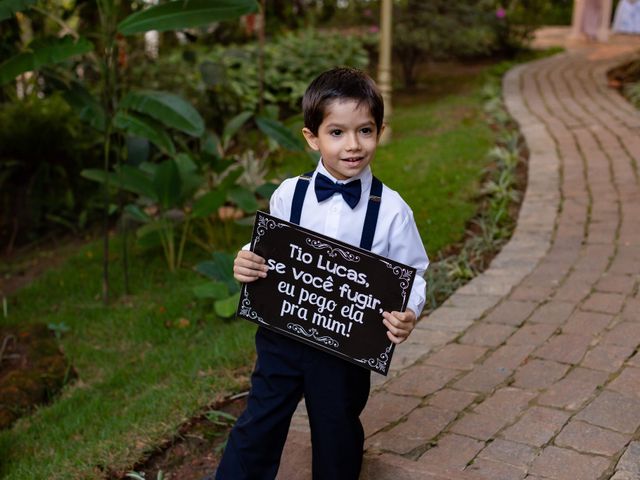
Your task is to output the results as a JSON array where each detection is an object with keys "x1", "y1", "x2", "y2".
[{"x1": 612, "y1": 0, "x2": 640, "y2": 34}]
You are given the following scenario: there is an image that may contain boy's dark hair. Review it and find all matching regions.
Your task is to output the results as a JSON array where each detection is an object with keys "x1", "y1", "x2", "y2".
[{"x1": 302, "y1": 67, "x2": 384, "y2": 136}]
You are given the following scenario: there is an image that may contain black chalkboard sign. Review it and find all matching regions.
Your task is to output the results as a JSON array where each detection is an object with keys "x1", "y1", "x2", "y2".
[{"x1": 236, "y1": 211, "x2": 416, "y2": 376}]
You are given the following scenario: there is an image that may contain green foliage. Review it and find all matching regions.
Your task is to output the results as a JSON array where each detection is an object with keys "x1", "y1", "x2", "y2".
[
  {"x1": 194, "y1": 251, "x2": 241, "y2": 318},
  {"x1": 0, "y1": 36, "x2": 93, "y2": 86},
  {"x1": 117, "y1": 0, "x2": 258, "y2": 35},
  {"x1": 0, "y1": 0, "x2": 36, "y2": 21},
  {"x1": 126, "y1": 30, "x2": 369, "y2": 128},
  {"x1": 0, "y1": 93, "x2": 101, "y2": 249},
  {"x1": 624, "y1": 81, "x2": 640, "y2": 109}
]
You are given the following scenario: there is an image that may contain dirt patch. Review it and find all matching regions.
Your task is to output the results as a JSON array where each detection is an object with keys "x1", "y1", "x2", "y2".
[
  {"x1": 109, "y1": 394, "x2": 249, "y2": 480},
  {"x1": 0, "y1": 323, "x2": 76, "y2": 429}
]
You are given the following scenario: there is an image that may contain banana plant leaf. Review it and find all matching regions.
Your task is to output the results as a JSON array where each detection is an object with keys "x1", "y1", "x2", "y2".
[
  {"x1": 114, "y1": 111, "x2": 176, "y2": 156},
  {"x1": 0, "y1": 36, "x2": 93, "y2": 86},
  {"x1": 0, "y1": 0, "x2": 37, "y2": 21},
  {"x1": 61, "y1": 82, "x2": 106, "y2": 132},
  {"x1": 120, "y1": 90, "x2": 205, "y2": 137},
  {"x1": 153, "y1": 158, "x2": 182, "y2": 209},
  {"x1": 117, "y1": 0, "x2": 259, "y2": 35},
  {"x1": 222, "y1": 111, "x2": 253, "y2": 151},
  {"x1": 255, "y1": 116, "x2": 306, "y2": 152},
  {"x1": 228, "y1": 186, "x2": 258, "y2": 213},
  {"x1": 81, "y1": 166, "x2": 157, "y2": 200},
  {"x1": 191, "y1": 190, "x2": 226, "y2": 219}
]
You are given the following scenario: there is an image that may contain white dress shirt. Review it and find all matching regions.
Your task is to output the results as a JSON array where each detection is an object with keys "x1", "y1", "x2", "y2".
[{"x1": 268, "y1": 161, "x2": 429, "y2": 315}]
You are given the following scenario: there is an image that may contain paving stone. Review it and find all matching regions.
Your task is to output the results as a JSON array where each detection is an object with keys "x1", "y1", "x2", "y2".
[
  {"x1": 575, "y1": 390, "x2": 640, "y2": 434},
  {"x1": 417, "y1": 434, "x2": 484, "y2": 469},
  {"x1": 366, "y1": 406, "x2": 457, "y2": 455},
  {"x1": 562, "y1": 310, "x2": 613, "y2": 336},
  {"x1": 507, "y1": 323, "x2": 558, "y2": 347},
  {"x1": 510, "y1": 285, "x2": 554, "y2": 302},
  {"x1": 478, "y1": 438, "x2": 537, "y2": 467},
  {"x1": 501, "y1": 406, "x2": 570, "y2": 447},
  {"x1": 385, "y1": 365, "x2": 460, "y2": 398},
  {"x1": 627, "y1": 351, "x2": 640, "y2": 367},
  {"x1": 608, "y1": 366, "x2": 640, "y2": 400},
  {"x1": 616, "y1": 441, "x2": 640, "y2": 475},
  {"x1": 362, "y1": 392, "x2": 422, "y2": 436},
  {"x1": 483, "y1": 344, "x2": 535, "y2": 371},
  {"x1": 529, "y1": 446, "x2": 610, "y2": 480},
  {"x1": 620, "y1": 297, "x2": 640, "y2": 322},
  {"x1": 554, "y1": 420, "x2": 630, "y2": 456},
  {"x1": 424, "y1": 344, "x2": 487, "y2": 371},
  {"x1": 449, "y1": 412, "x2": 510, "y2": 441},
  {"x1": 582, "y1": 292, "x2": 627, "y2": 314},
  {"x1": 537, "y1": 367, "x2": 608, "y2": 410},
  {"x1": 483, "y1": 300, "x2": 539, "y2": 326},
  {"x1": 533, "y1": 333, "x2": 592, "y2": 364},
  {"x1": 427, "y1": 389, "x2": 478, "y2": 412},
  {"x1": 459, "y1": 323, "x2": 516, "y2": 348},
  {"x1": 596, "y1": 274, "x2": 636, "y2": 295},
  {"x1": 473, "y1": 387, "x2": 537, "y2": 420},
  {"x1": 513, "y1": 359, "x2": 570, "y2": 390},
  {"x1": 466, "y1": 458, "x2": 527, "y2": 480},
  {"x1": 553, "y1": 279, "x2": 593, "y2": 303},
  {"x1": 528, "y1": 302, "x2": 575, "y2": 325},
  {"x1": 609, "y1": 472, "x2": 638, "y2": 480},
  {"x1": 602, "y1": 322, "x2": 640, "y2": 348},
  {"x1": 452, "y1": 365, "x2": 512, "y2": 393}
]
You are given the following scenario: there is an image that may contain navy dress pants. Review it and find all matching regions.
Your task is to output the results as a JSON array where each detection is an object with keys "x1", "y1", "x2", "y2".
[{"x1": 216, "y1": 327, "x2": 371, "y2": 480}]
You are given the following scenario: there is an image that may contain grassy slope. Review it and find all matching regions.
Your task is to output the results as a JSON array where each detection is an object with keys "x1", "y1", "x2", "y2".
[{"x1": 0, "y1": 65, "x2": 493, "y2": 479}]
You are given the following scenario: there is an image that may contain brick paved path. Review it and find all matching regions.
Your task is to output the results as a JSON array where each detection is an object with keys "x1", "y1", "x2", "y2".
[{"x1": 278, "y1": 40, "x2": 640, "y2": 480}]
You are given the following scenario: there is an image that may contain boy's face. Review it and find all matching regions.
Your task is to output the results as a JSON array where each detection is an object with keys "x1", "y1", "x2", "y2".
[{"x1": 302, "y1": 99, "x2": 384, "y2": 181}]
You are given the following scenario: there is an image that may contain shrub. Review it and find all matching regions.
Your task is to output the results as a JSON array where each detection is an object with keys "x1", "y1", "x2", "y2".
[{"x1": 0, "y1": 94, "x2": 101, "y2": 251}]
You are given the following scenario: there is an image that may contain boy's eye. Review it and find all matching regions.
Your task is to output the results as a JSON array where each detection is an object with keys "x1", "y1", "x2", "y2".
[
  {"x1": 330, "y1": 129, "x2": 342, "y2": 136},
  {"x1": 360, "y1": 127, "x2": 373, "y2": 135}
]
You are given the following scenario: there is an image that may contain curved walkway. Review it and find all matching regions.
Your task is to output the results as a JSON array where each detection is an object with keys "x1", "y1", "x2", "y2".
[{"x1": 279, "y1": 39, "x2": 640, "y2": 480}]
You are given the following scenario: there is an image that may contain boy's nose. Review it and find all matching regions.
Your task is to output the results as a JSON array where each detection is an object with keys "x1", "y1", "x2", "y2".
[{"x1": 345, "y1": 134, "x2": 360, "y2": 151}]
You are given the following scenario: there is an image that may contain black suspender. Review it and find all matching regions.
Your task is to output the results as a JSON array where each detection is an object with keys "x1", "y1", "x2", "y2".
[
  {"x1": 289, "y1": 171, "x2": 314, "y2": 225},
  {"x1": 360, "y1": 176, "x2": 382, "y2": 251},
  {"x1": 289, "y1": 171, "x2": 383, "y2": 252}
]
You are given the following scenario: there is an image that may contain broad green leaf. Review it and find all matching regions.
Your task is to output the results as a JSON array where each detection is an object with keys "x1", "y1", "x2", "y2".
[
  {"x1": 114, "y1": 111, "x2": 175, "y2": 155},
  {"x1": 201, "y1": 130, "x2": 222, "y2": 158},
  {"x1": 228, "y1": 186, "x2": 257, "y2": 213},
  {"x1": 118, "y1": 0, "x2": 259, "y2": 35},
  {"x1": 0, "y1": 0, "x2": 37, "y2": 21},
  {"x1": 256, "y1": 182, "x2": 278, "y2": 200},
  {"x1": 195, "y1": 252, "x2": 238, "y2": 293},
  {"x1": 193, "y1": 281, "x2": 228, "y2": 300},
  {"x1": 62, "y1": 82, "x2": 106, "y2": 132},
  {"x1": 136, "y1": 221, "x2": 169, "y2": 239},
  {"x1": 174, "y1": 153, "x2": 203, "y2": 198},
  {"x1": 126, "y1": 136, "x2": 150, "y2": 165},
  {"x1": 120, "y1": 90, "x2": 204, "y2": 137},
  {"x1": 0, "y1": 36, "x2": 93, "y2": 86},
  {"x1": 191, "y1": 189, "x2": 225, "y2": 218},
  {"x1": 81, "y1": 167, "x2": 157, "y2": 200},
  {"x1": 123, "y1": 204, "x2": 151, "y2": 223},
  {"x1": 153, "y1": 159, "x2": 182, "y2": 209},
  {"x1": 255, "y1": 116, "x2": 305, "y2": 152},
  {"x1": 214, "y1": 292, "x2": 241, "y2": 318},
  {"x1": 222, "y1": 111, "x2": 252, "y2": 150}
]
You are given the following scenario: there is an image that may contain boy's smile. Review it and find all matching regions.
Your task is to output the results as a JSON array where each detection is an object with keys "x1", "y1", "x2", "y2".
[{"x1": 302, "y1": 99, "x2": 384, "y2": 181}]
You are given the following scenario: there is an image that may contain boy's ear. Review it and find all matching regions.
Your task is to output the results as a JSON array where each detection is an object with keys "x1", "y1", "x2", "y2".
[
  {"x1": 302, "y1": 127, "x2": 320, "y2": 151},
  {"x1": 377, "y1": 123, "x2": 387, "y2": 141}
]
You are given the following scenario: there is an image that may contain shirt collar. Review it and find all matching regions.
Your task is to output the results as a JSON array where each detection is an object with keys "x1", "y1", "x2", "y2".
[{"x1": 316, "y1": 159, "x2": 372, "y2": 192}]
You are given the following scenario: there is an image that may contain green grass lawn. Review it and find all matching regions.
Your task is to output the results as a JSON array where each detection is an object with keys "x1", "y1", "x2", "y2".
[{"x1": 0, "y1": 63, "x2": 494, "y2": 479}]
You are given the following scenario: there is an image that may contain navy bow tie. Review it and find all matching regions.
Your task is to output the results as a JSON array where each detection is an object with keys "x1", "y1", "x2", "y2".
[{"x1": 314, "y1": 173, "x2": 362, "y2": 209}]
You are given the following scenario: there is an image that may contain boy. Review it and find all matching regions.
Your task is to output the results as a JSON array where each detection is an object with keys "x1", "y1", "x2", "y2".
[{"x1": 215, "y1": 67, "x2": 429, "y2": 480}]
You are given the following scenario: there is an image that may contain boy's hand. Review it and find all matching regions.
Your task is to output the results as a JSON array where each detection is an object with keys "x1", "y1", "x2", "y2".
[
  {"x1": 233, "y1": 250, "x2": 268, "y2": 283},
  {"x1": 382, "y1": 309, "x2": 417, "y2": 344}
]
